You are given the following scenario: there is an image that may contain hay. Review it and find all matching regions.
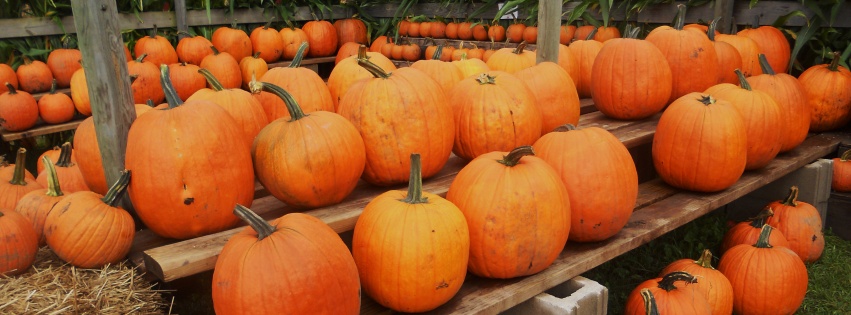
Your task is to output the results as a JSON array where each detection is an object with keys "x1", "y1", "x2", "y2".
[{"x1": 0, "y1": 248, "x2": 170, "y2": 314}]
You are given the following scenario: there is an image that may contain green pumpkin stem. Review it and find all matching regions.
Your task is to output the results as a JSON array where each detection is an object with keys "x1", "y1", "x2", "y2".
[
  {"x1": 42, "y1": 156, "x2": 63, "y2": 197},
  {"x1": 840, "y1": 149, "x2": 851, "y2": 161},
  {"x1": 585, "y1": 28, "x2": 598, "y2": 41},
  {"x1": 734, "y1": 69, "x2": 752, "y2": 91},
  {"x1": 656, "y1": 271, "x2": 698, "y2": 291},
  {"x1": 101, "y1": 170, "x2": 131, "y2": 207},
  {"x1": 263, "y1": 21, "x2": 273, "y2": 30},
  {"x1": 748, "y1": 207, "x2": 774, "y2": 228},
  {"x1": 782, "y1": 186, "x2": 799, "y2": 207},
  {"x1": 674, "y1": 4, "x2": 687, "y2": 30},
  {"x1": 49, "y1": 79, "x2": 58, "y2": 94},
  {"x1": 249, "y1": 81, "x2": 306, "y2": 121},
  {"x1": 699, "y1": 94, "x2": 716, "y2": 106},
  {"x1": 55, "y1": 142, "x2": 74, "y2": 167},
  {"x1": 4, "y1": 82, "x2": 17, "y2": 95},
  {"x1": 553, "y1": 124, "x2": 577, "y2": 132},
  {"x1": 135, "y1": 53, "x2": 148, "y2": 63},
  {"x1": 708, "y1": 17, "x2": 720, "y2": 41},
  {"x1": 401, "y1": 154, "x2": 429, "y2": 204},
  {"x1": 198, "y1": 68, "x2": 225, "y2": 91},
  {"x1": 151, "y1": 24, "x2": 158, "y2": 38},
  {"x1": 288, "y1": 42, "x2": 309, "y2": 68},
  {"x1": 160, "y1": 64, "x2": 184, "y2": 108},
  {"x1": 640, "y1": 289, "x2": 660, "y2": 315},
  {"x1": 146, "y1": 99, "x2": 155, "y2": 107},
  {"x1": 210, "y1": 45, "x2": 221, "y2": 55},
  {"x1": 252, "y1": 52, "x2": 261, "y2": 59},
  {"x1": 754, "y1": 224, "x2": 776, "y2": 248},
  {"x1": 358, "y1": 57, "x2": 391, "y2": 79},
  {"x1": 475, "y1": 73, "x2": 497, "y2": 85},
  {"x1": 233, "y1": 204, "x2": 276, "y2": 241},
  {"x1": 757, "y1": 54, "x2": 775, "y2": 75},
  {"x1": 9, "y1": 148, "x2": 28, "y2": 186},
  {"x1": 432, "y1": 44, "x2": 444, "y2": 60},
  {"x1": 357, "y1": 45, "x2": 368, "y2": 60},
  {"x1": 828, "y1": 52, "x2": 840, "y2": 71},
  {"x1": 499, "y1": 146, "x2": 535, "y2": 167},
  {"x1": 695, "y1": 249, "x2": 715, "y2": 269},
  {"x1": 513, "y1": 41, "x2": 527, "y2": 55}
]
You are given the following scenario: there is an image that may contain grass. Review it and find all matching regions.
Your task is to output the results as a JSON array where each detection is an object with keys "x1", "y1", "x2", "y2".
[{"x1": 581, "y1": 207, "x2": 851, "y2": 315}]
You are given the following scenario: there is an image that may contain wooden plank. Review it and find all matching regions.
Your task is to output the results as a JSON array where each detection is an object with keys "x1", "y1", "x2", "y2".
[
  {"x1": 714, "y1": 0, "x2": 736, "y2": 33},
  {"x1": 536, "y1": 0, "x2": 561, "y2": 64},
  {"x1": 267, "y1": 56, "x2": 337, "y2": 69},
  {"x1": 1, "y1": 119, "x2": 84, "y2": 141},
  {"x1": 359, "y1": 133, "x2": 844, "y2": 315},
  {"x1": 175, "y1": 0, "x2": 189, "y2": 39}
]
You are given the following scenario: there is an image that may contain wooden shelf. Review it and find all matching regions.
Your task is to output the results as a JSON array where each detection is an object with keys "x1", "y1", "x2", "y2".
[
  {"x1": 1, "y1": 117, "x2": 84, "y2": 142},
  {"x1": 267, "y1": 56, "x2": 336, "y2": 68}
]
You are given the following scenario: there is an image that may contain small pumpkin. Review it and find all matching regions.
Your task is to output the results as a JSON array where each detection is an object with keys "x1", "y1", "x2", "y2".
[
  {"x1": 573, "y1": 25, "x2": 596, "y2": 42},
  {"x1": 250, "y1": 22, "x2": 284, "y2": 63},
  {"x1": 46, "y1": 46, "x2": 82, "y2": 88},
  {"x1": 445, "y1": 21, "x2": 459, "y2": 39},
  {"x1": 255, "y1": 43, "x2": 334, "y2": 122},
  {"x1": 455, "y1": 21, "x2": 472, "y2": 40},
  {"x1": 199, "y1": 46, "x2": 242, "y2": 90},
  {"x1": 833, "y1": 149, "x2": 851, "y2": 192},
  {"x1": 721, "y1": 208, "x2": 790, "y2": 253},
  {"x1": 37, "y1": 79, "x2": 75, "y2": 124},
  {"x1": 516, "y1": 62, "x2": 581, "y2": 132},
  {"x1": 302, "y1": 19, "x2": 339, "y2": 57},
  {"x1": 471, "y1": 23, "x2": 488, "y2": 41},
  {"x1": 568, "y1": 30, "x2": 604, "y2": 98},
  {"x1": 748, "y1": 54, "x2": 808, "y2": 152},
  {"x1": 188, "y1": 69, "x2": 269, "y2": 147},
  {"x1": 369, "y1": 35, "x2": 392, "y2": 53},
  {"x1": 279, "y1": 27, "x2": 310, "y2": 60},
  {"x1": 127, "y1": 54, "x2": 165, "y2": 104},
  {"x1": 488, "y1": 23, "x2": 506, "y2": 42},
  {"x1": 797, "y1": 52, "x2": 851, "y2": 132},
  {"x1": 593, "y1": 25, "x2": 621, "y2": 42},
  {"x1": 0, "y1": 208, "x2": 38, "y2": 276},
  {"x1": 430, "y1": 19, "x2": 447, "y2": 38},
  {"x1": 16, "y1": 57, "x2": 53, "y2": 93},
  {"x1": 15, "y1": 156, "x2": 66, "y2": 246},
  {"x1": 212, "y1": 24, "x2": 252, "y2": 63},
  {"x1": 0, "y1": 82, "x2": 39, "y2": 131},
  {"x1": 560, "y1": 24, "x2": 576, "y2": 44},
  {"x1": 176, "y1": 33, "x2": 214, "y2": 65},
  {"x1": 624, "y1": 271, "x2": 712, "y2": 315},
  {"x1": 506, "y1": 22, "x2": 526, "y2": 43},
  {"x1": 0, "y1": 63, "x2": 17, "y2": 94},
  {"x1": 485, "y1": 42, "x2": 536, "y2": 74},
  {"x1": 765, "y1": 186, "x2": 825, "y2": 263},
  {"x1": 659, "y1": 250, "x2": 734, "y2": 315},
  {"x1": 167, "y1": 62, "x2": 206, "y2": 101},
  {"x1": 0, "y1": 149, "x2": 42, "y2": 212},
  {"x1": 327, "y1": 45, "x2": 397, "y2": 111},
  {"x1": 134, "y1": 25, "x2": 178, "y2": 66},
  {"x1": 36, "y1": 142, "x2": 88, "y2": 193},
  {"x1": 238, "y1": 53, "x2": 268, "y2": 90}
]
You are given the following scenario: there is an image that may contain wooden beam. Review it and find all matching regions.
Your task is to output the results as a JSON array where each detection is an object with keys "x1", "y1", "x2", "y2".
[
  {"x1": 536, "y1": 0, "x2": 560, "y2": 64},
  {"x1": 175, "y1": 0, "x2": 188, "y2": 40},
  {"x1": 70, "y1": 0, "x2": 135, "y2": 194},
  {"x1": 714, "y1": 0, "x2": 735, "y2": 34}
]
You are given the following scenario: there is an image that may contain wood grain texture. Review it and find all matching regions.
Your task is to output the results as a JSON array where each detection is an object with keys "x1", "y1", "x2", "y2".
[
  {"x1": 536, "y1": 0, "x2": 561, "y2": 64},
  {"x1": 1, "y1": 118, "x2": 83, "y2": 141},
  {"x1": 175, "y1": 0, "x2": 188, "y2": 39}
]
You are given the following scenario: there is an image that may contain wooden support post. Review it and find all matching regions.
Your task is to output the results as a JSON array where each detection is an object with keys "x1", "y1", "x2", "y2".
[
  {"x1": 175, "y1": 0, "x2": 189, "y2": 40},
  {"x1": 536, "y1": 0, "x2": 560, "y2": 63},
  {"x1": 70, "y1": 0, "x2": 136, "y2": 195},
  {"x1": 714, "y1": 0, "x2": 735, "y2": 33}
]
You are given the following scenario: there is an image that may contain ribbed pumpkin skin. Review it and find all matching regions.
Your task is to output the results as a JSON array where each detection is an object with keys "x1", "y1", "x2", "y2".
[
  {"x1": 715, "y1": 34, "x2": 762, "y2": 77},
  {"x1": 646, "y1": 27, "x2": 719, "y2": 103},
  {"x1": 279, "y1": 28, "x2": 310, "y2": 60},
  {"x1": 250, "y1": 25, "x2": 284, "y2": 63},
  {"x1": 338, "y1": 67, "x2": 454, "y2": 186},
  {"x1": 127, "y1": 56, "x2": 165, "y2": 104},
  {"x1": 557, "y1": 44, "x2": 580, "y2": 84},
  {"x1": 593, "y1": 26, "x2": 621, "y2": 42},
  {"x1": 533, "y1": 127, "x2": 637, "y2": 242},
  {"x1": 256, "y1": 67, "x2": 334, "y2": 122},
  {"x1": 485, "y1": 47, "x2": 536, "y2": 74},
  {"x1": 303, "y1": 20, "x2": 339, "y2": 57},
  {"x1": 449, "y1": 72, "x2": 542, "y2": 160},
  {"x1": 591, "y1": 37, "x2": 672, "y2": 120},
  {"x1": 721, "y1": 222, "x2": 790, "y2": 254},
  {"x1": 134, "y1": 33, "x2": 178, "y2": 66},
  {"x1": 452, "y1": 57, "x2": 490, "y2": 78},
  {"x1": 15, "y1": 189, "x2": 63, "y2": 246},
  {"x1": 0, "y1": 209, "x2": 38, "y2": 276},
  {"x1": 36, "y1": 163, "x2": 87, "y2": 193},
  {"x1": 70, "y1": 68, "x2": 91, "y2": 116},
  {"x1": 44, "y1": 190, "x2": 135, "y2": 268},
  {"x1": 353, "y1": 191, "x2": 469, "y2": 312},
  {"x1": 0, "y1": 64, "x2": 17, "y2": 94},
  {"x1": 213, "y1": 213, "x2": 360, "y2": 315},
  {"x1": 766, "y1": 188, "x2": 825, "y2": 263},
  {"x1": 37, "y1": 86, "x2": 75, "y2": 124},
  {"x1": 0, "y1": 85, "x2": 39, "y2": 132},
  {"x1": 334, "y1": 18, "x2": 369, "y2": 46},
  {"x1": 187, "y1": 89, "x2": 268, "y2": 148},
  {"x1": 327, "y1": 52, "x2": 397, "y2": 110},
  {"x1": 515, "y1": 62, "x2": 580, "y2": 133},
  {"x1": 652, "y1": 93, "x2": 747, "y2": 192},
  {"x1": 126, "y1": 101, "x2": 255, "y2": 240},
  {"x1": 73, "y1": 118, "x2": 107, "y2": 194},
  {"x1": 411, "y1": 59, "x2": 465, "y2": 95},
  {"x1": 212, "y1": 27, "x2": 252, "y2": 63},
  {"x1": 713, "y1": 40, "x2": 742, "y2": 84},
  {"x1": 37, "y1": 147, "x2": 72, "y2": 175},
  {"x1": 738, "y1": 26, "x2": 790, "y2": 74},
  {"x1": 335, "y1": 42, "x2": 361, "y2": 65},
  {"x1": 168, "y1": 63, "x2": 206, "y2": 101},
  {"x1": 659, "y1": 251, "x2": 734, "y2": 315},
  {"x1": 200, "y1": 50, "x2": 242, "y2": 90},
  {"x1": 625, "y1": 274, "x2": 712, "y2": 315},
  {"x1": 798, "y1": 61, "x2": 851, "y2": 132},
  {"x1": 238, "y1": 54, "x2": 267, "y2": 90},
  {"x1": 568, "y1": 39, "x2": 603, "y2": 98},
  {"x1": 46, "y1": 48, "x2": 82, "y2": 88},
  {"x1": 573, "y1": 25, "x2": 595, "y2": 41},
  {"x1": 507, "y1": 23, "x2": 526, "y2": 43},
  {"x1": 833, "y1": 154, "x2": 851, "y2": 192},
  {"x1": 748, "y1": 66, "x2": 809, "y2": 152},
  {"x1": 446, "y1": 150, "x2": 571, "y2": 279},
  {"x1": 16, "y1": 60, "x2": 52, "y2": 93},
  {"x1": 705, "y1": 81, "x2": 782, "y2": 170},
  {"x1": 176, "y1": 36, "x2": 214, "y2": 65}
]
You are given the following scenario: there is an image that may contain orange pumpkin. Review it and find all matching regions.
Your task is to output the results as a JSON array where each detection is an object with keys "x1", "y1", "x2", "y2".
[
  {"x1": 250, "y1": 22, "x2": 284, "y2": 63},
  {"x1": 0, "y1": 82, "x2": 39, "y2": 131},
  {"x1": 279, "y1": 27, "x2": 310, "y2": 60},
  {"x1": 659, "y1": 250, "x2": 734, "y2": 315},
  {"x1": 430, "y1": 20, "x2": 447, "y2": 38},
  {"x1": 255, "y1": 43, "x2": 334, "y2": 122},
  {"x1": 738, "y1": 25, "x2": 790, "y2": 74},
  {"x1": 0, "y1": 149, "x2": 42, "y2": 210},
  {"x1": 238, "y1": 53, "x2": 268, "y2": 90},
  {"x1": 199, "y1": 46, "x2": 242, "y2": 90},
  {"x1": 411, "y1": 45, "x2": 465, "y2": 94},
  {"x1": 46, "y1": 47, "x2": 82, "y2": 88},
  {"x1": 625, "y1": 272, "x2": 712, "y2": 315},
  {"x1": 37, "y1": 79, "x2": 75, "y2": 124},
  {"x1": 188, "y1": 69, "x2": 269, "y2": 148},
  {"x1": 134, "y1": 25, "x2": 178, "y2": 66},
  {"x1": 765, "y1": 186, "x2": 825, "y2": 263},
  {"x1": 516, "y1": 62, "x2": 581, "y2": 132},
  {"x1": 212, "y1": 25, "x2": 252, "y2": 63},
  {"x1": 0, "y1": 208, "x2": 38, "y2": 276},
  {"x1": 721, "y1": 208, "x2": 790, "y2": 253},
  {"x1": 0, "y1": 63, "x2": 17, "y2": 94},
  {"x1": 707, "y1": 20, "x2": 743, "y2": 84},
  {"x1": 560, "y1": 24, "x2": 576, "y2": 44},
  {"x1": 36, "y1": 142, "x2": 88, "y2": 193},
  {"x1": 303, "y1": 19, "x2": 339, "y2": 57},
  {"x1": 593, "y1": 25, "x2": 621, "y2": 42},
  {"x1": 369, "y1": 35, "x2": 391, "y2": 53},
  {"x1": 506, "y1": 22, "x2": 526, "y2": 43},
  {"x1": 335, "y1": 42, "x2": 362, "y2": 65},
  {"x1": 37, "y1": 146, "x2": 74, "y2": 175},
  {"x1": 16, "y1": 156, "x2": 66, "y2": 246},
  {"x1": 748, "y1": 54, "x2": 809, "y2": 152},
  {"x1": 334, "y1": 17, "x2": 369, "y2": 46},
  {"x1": 568, "y1": 34, "x2": 603, "y2": 98},
  {"x1": 167, "y1": 62, "x2": 206, "y2": 101},
  {"x1": 797, "y1": 52, "x2": 851, "y2": 132},
  {"x1": 445, "y1": 21, "x2": 459, "y2": 39},
  {"x1": 556, "y1": 44, "x2": 580, "y2": 84},
  {"x1": 833, "y1": 149, "x2": 851, "y2": 192},
  {"x1": 127, "y1": 54, "x2": 165, "y2": 104},
  {"x1": 715, "y1": 33, "x2": 762, "y2": 77},
  {"x1": 176, "y1": 34, "x2": 214, "y2": 65},
  {"x1": 327, "y1": 45, "x2": 397, "y2": 111},
  {"x1": 471, "y1": 23, "x2": 488, "y2": 41},
  {"x1": 69, "y1": 68, "x2": 91, "y2": 116},
  {"x1": 485, "y1": 42, "x2": 536, "y2": 74},
  {"x1": 455, "y1": 21, "x2": 471, "y2": 40},
  {"x1": 573, "y1": 25, "x2": 596, "y2": 41},
  {"x1": 16, "y1": 57, "x2": 53, "y2": 93},
  {"x1": 488, "y1": 23, "x2": 506, "y2": 42},
  {"x1": 452, "y1": 55, "x2": 490, "y2": 78}
]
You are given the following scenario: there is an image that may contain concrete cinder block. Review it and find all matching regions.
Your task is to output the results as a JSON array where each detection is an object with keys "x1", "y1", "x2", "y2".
[
  {"x1": 726, "y1": 159, "x2": 832, "y2": 228},
  {"x1": 502, "y1": 276, "x2": 608, "y2": 315}
]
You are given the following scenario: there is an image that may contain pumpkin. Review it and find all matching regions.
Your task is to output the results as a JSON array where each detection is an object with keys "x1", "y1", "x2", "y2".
[
  {"x1": 133, "y1": 25, "x2": 177, "y2": 66},
  {"x1": 238, "y1": 53, "x2": 268, "y2": 90},
  {"x1": 707, "y1": 19, "x2": 743, "y2": 84},
  {"x1": 715, "y1": 33, "x2": 762, "y2": 77},
  {"x1": 37, "y1": 146, "x2": 74, "y2": 175},
  {"x1": 256, "y1": 43, "x2": 334, "y2": 121},
  {"x1": 390, "y1": 43, "x2": 404, "y2": 60},
  {"x1": 421, "y1": 21, "x2": 435, "y2": 37},
  {"x1": 738, "y1": 25, "x2": 790, "y2": 74},
  {"x1": 353, "y1": 154, "x2": 469, "y2": 312},
  {"x1": 44, "y1": 170, "x2": 134, "y2": 268},
  {"x1": 593, "y1": 25, "x2": 621, "y2": 42},
  {"x1": 449, "y1": 72, "x2": 542, "y2": 160},
  {"x1": 0, "y1": 82, "x2": 39, "y2": 131},
  {"x1": 705, "y1": 69, "x2": 782, "y2": 170},
  {"x1": 533, "y1": 124, "x2": 637, "y2": 242},
  {"x1": 718, "y1": 225, "x2": 809, "y2": 315},
  {"x1": 303, "y1": 19, "x2": 338, "y2": 57},
  {"x1": 411, "y1": 46, "x2": 465, "y2": 94},
  {"x1": 568, "y1": 31, "x2": 603, "y2": 98},
  {"x1": 398, "y1": 19, "x2": 411, "y2": 37},
  {"x1": 279, "y1": 27, "x2": 310, "y2": 60},
  {"x1": 176, "y1": 34, "x2": 214, "y2": 65},
  {"x1": 36, "y1": 142, "x2": 87, "y2": 193},
  {"x1": 369, "y1": 35, "x2": 391, "y2": 53},
  {"x1": 212, "y1": 24, "x2": 252, "y2": 63},
  {"x1": 748, "y1": 54, "x2": 809, "y2": 152},
  {"x1": 452, "y1": 54, "x2": 490, "y2": 78},
  {"x1": 652, "y1": 93, "x2": 747, "y2": 192},
  {"x1": 212, "y1": 205, "x2": 360, "y2": 314},
  {"x1": 506, "y1": 22, "x2": 526, "y2": 43},
  {"x1": 327, "y1": 45, "x2": 397, "y2": 111},
  {"x1": 125, "y1": 65, "x2": 255, "y2": 239},
  {"x1": 338, "y1": 58, "x2": 454, "y2": 186},
  {"x1": 471, "y1": 23, "x2": 488, "y2": 41},
  {"x1": 645, "y1": 4, "x2": 719, "y2": 103},
  {"x1": 127, "y1": 54, "x2": 165, "y2": 104},
  {"x1": 380, "y1": 41, "x2": 396, "y2": 59},
  {"x1": 560, "y1": 24, "x2": 576, "y2": 44},
  {"x1": 446, "y1": 146, "x2": 571, "y2": 278},
  {"x1": 556, "y1": 44, "x2": 581, "y2": 84},
  {"x1": 833, "y1": 149, "x2": 851, "y2": 192},
  {"x1": 70, "y1": 68, "x2": 92, "y2": 116},
  {"x1": 408, "y1": 20, "x2": 422, "y2": 37},
  {"x1": 797, "y1": 52, "x2": 851, "y2": 132},
  {"x1": 0, "y1": 208, "x2": 38, "y2": 276},
  {"x1": 574, "y1": 25, "x2": 596, "y2": 41},
  {"x1": 249, "y1": 22, "x2": 284, "y2": 63},
  {"x1": 199, "y1": 46, "x2": 242, "y2": 90},
  {"x1": 455, "y1": 21, "x2": 472, "y2": 40},
  {"x1": 168, "y1": 62, "x2": 206, "y2": 101},
  {"x1": 430, "y1": 20, "x2": 447, "y2": 38},
  {"x1": 624, "y1": 271, "x2": 712, "y2": 315},
  {"x1": 399, "y1": 42, "x2": 422, "y2": 62},
  {"x1": 425, "y1": 43, "x2": 454, "y2": 62},
  {"x1": 16, "y1": 57, "x2": 52, "y2": 93},
  {"x1": 123, "y1": 44, "x2": 132, "y2": 61},
  {"x1": 486, "y1": 42, "x2": 536, "y2": 74},
  {"x1": 37, "y1": 79, "x2": 75, "y2": 124},
  {"x1": 721, "y1": 208, "x2": 790, "y2": 253},
  {"x1": 659, "y1": 250, "x2": 734, "y2": 315},
  {"x1": 516, "y1": 62, "x2": 581, "y2": 132},
  {"x1": 46, "y1": 47, "x2": 82, "y2": 88},
  {"x1": 335, "y1": 42, "x2": 362, "y2": 64},
  {"x1": 334, "y1": 17, "x2": 368, "y2": 46},
  {"x1": 488, "y1": 23, "x2": 506, "y2": 42},
  {"x1": 0, "y1": 63, "x2": 17, "y2": 94},
  {"x1": 591, "y1": 27, "x2": 672, "y2": 120},
  {"x1": 188, "y1": 69, "x2": 269, "y2": 147},
  {"x1": 16, "y1": 156, "x2": 66, "y2": 246},
  {"x1": 0, "y1": 149, "x2": 41, "y2": 211},
  {"x1": 765, "y1": 186, "x2": 825, "y2": 263},
  {"x1": 624, "y1": 289, "x2": 659, "y2": 315}
]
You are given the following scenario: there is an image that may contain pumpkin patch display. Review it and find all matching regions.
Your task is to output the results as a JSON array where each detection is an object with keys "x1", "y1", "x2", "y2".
[
  {"x1": 833, "y1": 150, "x2": 851, "y2": 192},
  {"x1": 353, "y1": 154, "x2": 469, "y2": 312},
  {"x1": 36, "y1": 142, "x2": 88, "y2": 193},
  {"x1": 410, "y1": 46, "x2": 464, "y2": 94},
  {"x1": 255, "y1": 43, "x2": 334, "y2": 122},
  {"x1": 0, "y1": 208, "x2": 38, "y2": 276},
  {"x1": 37, "y1": 79, "x2": 75, "y2": 124},
  {"x1": 568, "y1": 30, "x2": 603, "y2": 98},
  {"x1": 302, "y1": 19, "x2": 339, "y2": 57},
  {"x1": 516, "y1": 62, "x2": 580, "y2": 133},
  {"x1": 721, "y1": 208, "x2": 790, "y2": 253},
  {"x1": 327, "y1": 45, "x2": 397, "y2": 110},
  {"x1": 15, "y1": 156, "x2": 66, "y2": 246},
  {"x1": 188, "y1": 69, "x2": 269, "y2": 148},
  {"x1": 127, "y1": 54, "x2": 165, "y2": 104},
  {"x1": 46, "y1": 47, "x2": 82, "y2": 88},
  {"x1": 765, "y1": 186, "x2": 825, "y2": 263},
  {"x1": 624, "y1": 271, "x2": 711, "y2": 315},
  {"x1": 446, "y1": 146, "x2": 571, "y2": 279},
  {"x1": 748, "y1": 54, "x2": 809, "y2": 152},
  {"x1": 249, "y1": 22, "x2": 284, "y2": 63},
  {"x1": 212, "y1": 24, "x2": 252, "y2": 63},
  {"x1": 16, "y1": 57, "x2": 52, "y2": 93},
  {"x1": 0, "y1": 149, "x2": 41, "y2": 210},
  {"x1": 0, "y1": 82, "x2": 39, "y2": 132},
  {"x1": 659, "y1": 250, "x2": 734, "y2": 315},
  {"x1": 485, "y1": 42, "x2": 536, "y2": 74},
  {"x1": 176, "y1": 34, "x2": 214, "y2": 65},
  {"x1": 797, "y1": 52, "x2": 851, "y2": 132},
  {"x1": 134, "y1": 25, "x2": 178, "y2": 66},
  {"x1": 167, "y1": 62, "x2": 206, "y2": 101},
  {"x1": 0, "y1": 63, "x2": 17, "y2": 94},
  {"x1": 199, "y1": 46, "x2": 242, "y2": 90}
]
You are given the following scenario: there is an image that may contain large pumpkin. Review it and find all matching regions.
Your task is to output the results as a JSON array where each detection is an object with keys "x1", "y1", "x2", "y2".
[
  {"x1": 707, "y1": 20, "x2": 742, "y2": 84},
  {"x1": 797, "y1": 52, "x2": 851, "y2": 132},
  {"x1": 334, "y1": 17, "x2": 369, "y2": 46},
  {"x1": 533, "y1": 125, "x2": 637, "y2": 242},
  {"x1": 449, "y1": 72, "x2": 542, "y2": 160},
  {"x1": 659, "y1": 250, "x2": 734, "y2": 315},
  {"x1": 485, "y1": 42, "x2": 536, "y2": 74},
  {"x1": 46, "y1": 47, "x2": 82, "y2": 88},
  {"x1": 718, "y1": 225, "x2": 809, "y2": 315},
  {"x1": 516, "y1": 62, "x2": 580, "y2": 133},
  {"x1": 302, "y1": 19, "x2": 339, "y2": 57},
  {"x1": 652, "y1": 93, "x2": 747, "y2": 192},
  {"x1": 279, "y1": 27, "x2": 310, "y2": 60},
  {"x1": 199, "y1": 46, "x2": 242, "y2": 90},
  {"x1": 251, "y1": 80, "x2": 364, "y2": 208},
  {"x1": 255, "y1": 43, "x2": 334, "y2": 122},
  {"x1": 176, "y1": 34, "x2": 214, "y2": 65},
  {"x1": 738, "y1": 25, "x2": 790, "y2": 74},
  {"x1": 0, "y1": 82, "x2": 39, "y2": 132},
  {"x1": 0, "y1": 148, "x2": 42, "y2": 210},
  {"x1": 352, "y1": 154, "x2": 469, "y2": 312},
  {"x1": 188, "y1": 69, "x2": 269, "y2": 147},
  {"x1": 721, "y1": 208, "x2": 790, "y2": 253},
  {"x1": 212, "y1": 205, "x2": 361, "y2": 314},
  {"x1": 127, "y1": 54, "x2": 165, "y2": 104},
  {"x1": 833, "y1": 149, "x2": 851, "y2": 192},
  {"x1": 15, "y1": 156, "x2": 66, "y2": 246},
  {"x1": 125, "y1": 65, "x2": 255, "y2": 240},
  {"x1": 36, "y1": 142, "x2": 88, "y2": 193},
  {"x1": 0, "y1": 208, "x2": 38, "y2": 276},
  {"x1": 250, "y1": 22, "x2": 284, "y2": 63},
  {"x1": 37, "y1": 79, "x2": 75, "y2": 124},
  {"x1": 44, "y1": 171, "x2": 134, "y2": 268},
  {"x1": 327, "y1": 45, "x2": 397, "y2": 110},
  {"x1": 715, "y1": 33, "x2": 762, "y2": 77},
  {"x1": 212, "y1": 25, "x2": 252, "y2": 63},
  {"x1": 556, "y1": 44, "x2": 580, "y2": 84},
  {"x1": 338, "y1": 58, "x2": 454, "y2": 186},
  {"x1": 568, "y1": 33, "x2": 603, "y2": 98},
  {"x1": 765, "y1": 186, "x2": 825, "y2": 263},
  {"x1": 133, "y1": 25, "x2": 178, "y2": 66},
  {"x1": 624, "y1": 271, "x2": 712, "y2": 315},
  {"x1": 748, "y1": 54, "x2": 809, "y2": 152},
  {"x1": 446, "y1": 146, "x2": 571, "y2": 278}
]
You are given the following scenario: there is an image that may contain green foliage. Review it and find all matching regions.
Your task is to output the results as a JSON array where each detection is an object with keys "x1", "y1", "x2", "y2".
[{"x1": 799, "y1": 232, "x2": 851, "y2": 314}]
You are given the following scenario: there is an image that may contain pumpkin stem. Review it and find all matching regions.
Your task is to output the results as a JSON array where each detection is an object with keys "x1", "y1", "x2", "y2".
[
  {"x1": 513, "y1": 41, "x2": 527, "y2": 55},
  {"x1": 498, "y1": 146, "x2": 535, "y2": 167},
  {"x1": 252, "y1": 52, "x2": 261, "y2": 59},
  {"x1": 734, "y1": 69, "x2": 752, "y2": 91},
  {"x1": 145, "y1": 99, "x2": 155, "y2": 107},
  {"x1": 754, "y1": 224, "x2": 776, "y2": 248},
  {"x1": 475, "y1": 73, "x2": 496, "y2": 85},
  {"x1": 707, "y1": 17, "x2": 720, "y2": 41},
  {"x1": 432, "y1": 44, "x2": 444, "y2": 60},
  {"x1": 401, "y1": 154, "x2": 429, "y2": 204},
  {"x1": 656, "y1": 271, "x2": 698, "y2": 291},
  {"x1": 263, "y1": 20, "x2": 273, "y2": 30},
  {"x1": 42, "y1": 156, "x2": 63, "y2": 197},
  {"x1": 249, "y1": 81, "x2": 306, "y2": 121},
  {"x1": 698, "y1": 94, "x2": 716, "y2": 106},
  {"x1": 674, "y1": 4, "x2": 687, "y2": 30},
  {"x1": 782, "y1": 186, "x2": 800, "y2": 207},
  {"x1": 357, "y1": 45, "x2": 369, "y2": 60},
  {"x1": 212, "y1": 45, "x2": 223, "y2": 55},
  {"x1": 198, "y1": 68, "x2": 225, "y2": 91},
  {"x1": 585, "y1": 28, "x2": 598, "y2": 41},
  {"x1": 358, "y1": 57, "x2": 391, "y2": 79},
  {"x1": 151, "y1": 24, "x2": 159, "y2": 38},
  {"x1": 55, "y1": 142, "x2": 74, "y2": 167},
  {"x1": 828, "y1": 52, "x2": 841, "y2": 71},
  {"x1": 288, "y1": 42, "x2": 309, "y2": 68},
  {"x1": 757, "y1": 54, "x2": 775, "y2": 75},
  {"x1": 840, "y1": 149, "x2": 851, "y2": 161},
  {"x1": 694, "y1": 249, "x2": 715, "y2": 269},
  {"x1": 160, "y1": 64, "x2": 184, "y2": 108},
  {"x1": 135, "y1": 53, "x2": 148, "y2": 63},
  {"x1": 640, "y1": 289, "x2": 660, "y2": 315},
  {"x1": 748, "y1": 207, "x2": 775, "y2": 228},
  {"x1": 49, "y1": 79, "x2": 58, "y2": 94},
  {"x1": 9, "y1": 148, "x2": 28, "y2": 186},
  {"x1": 553, "y1": 124, "x2": 577, "y2": 132},
  {"x1": 233, "y1": 204, "x2": 277, "y2": 241},
  {"x1": 101, "y1": 170, "x2": 131, "y2": 207},
  {"x1": 4, "y1": 82, "x2": 17, "y2": 95}
]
